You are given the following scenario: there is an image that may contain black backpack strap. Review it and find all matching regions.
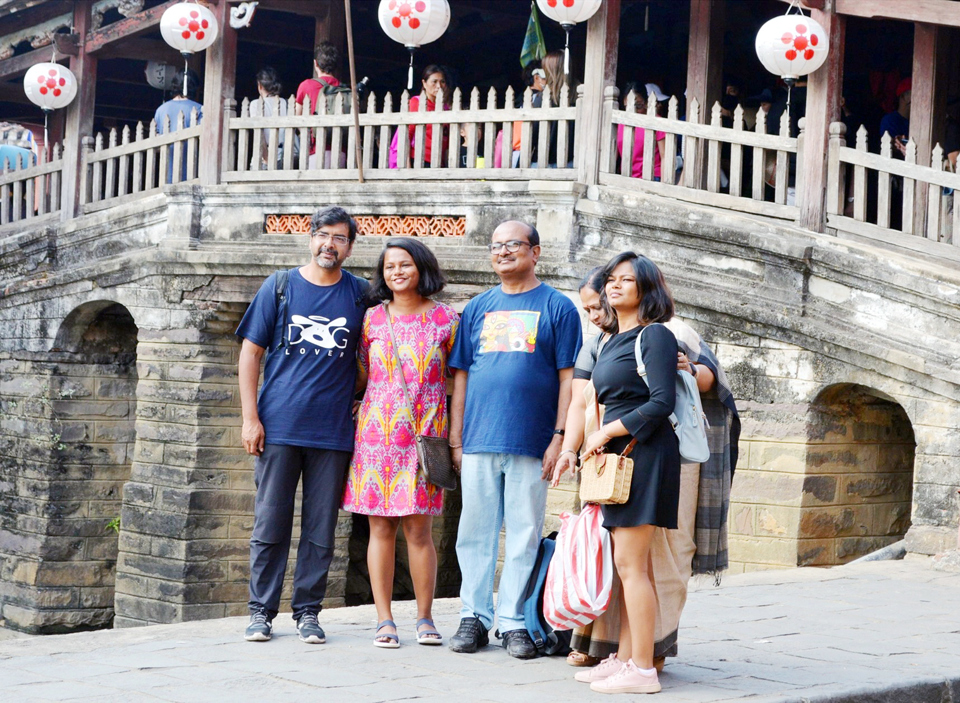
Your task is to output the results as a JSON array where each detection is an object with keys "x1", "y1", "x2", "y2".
[{"x1": 273, "y1": 269, "x2": 290, "y2": 351}]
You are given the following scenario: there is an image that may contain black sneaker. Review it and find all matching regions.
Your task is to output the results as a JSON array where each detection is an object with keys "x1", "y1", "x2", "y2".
[
  {"x1": 449, "y1": 616, "x2": 488, "y2": 653},
  {"x1": 296, "y1": 611, "x2": 326, "y2": 644},
  {"x1": 501, "y1": 629, "x2": 538, "y2": 659},
  {"x1": 244, "y1": 608, "x2": 272, "y2": 642}
]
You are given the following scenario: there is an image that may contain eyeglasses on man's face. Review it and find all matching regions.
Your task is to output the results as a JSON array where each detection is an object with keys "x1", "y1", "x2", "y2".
[
  {"x1": 488, "y1": 240, "x2": 532, "y2": 254},
  {"x1": 311, "y1": 231, "x2": 350, "y2": 245}
]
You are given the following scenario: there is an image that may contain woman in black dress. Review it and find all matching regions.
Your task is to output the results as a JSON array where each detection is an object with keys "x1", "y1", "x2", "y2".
[{"x1": 553, "y1": 252, "x2": 680, "y2": 695}]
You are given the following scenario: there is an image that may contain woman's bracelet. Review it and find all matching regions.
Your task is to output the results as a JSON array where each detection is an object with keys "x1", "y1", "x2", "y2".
[
  {"x1": 560, "y1": 449, "x2": 578, "y2": 459},
  {"x1": 449, "y1": 443, "x2": 462, "y2": 449},
  {"x1": 600, "y1": 427, "x2": 612, "y2": 441}
]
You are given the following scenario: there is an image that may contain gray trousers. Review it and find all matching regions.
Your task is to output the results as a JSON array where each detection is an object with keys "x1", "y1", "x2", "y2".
[{"x1": 248, "y1": 443, "x2": 351, "y2": 620}]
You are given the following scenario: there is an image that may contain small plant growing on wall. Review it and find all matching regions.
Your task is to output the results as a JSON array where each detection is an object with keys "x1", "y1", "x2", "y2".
[{"x1": 106, "y1": 516, "x2": 121, "y2": 534}]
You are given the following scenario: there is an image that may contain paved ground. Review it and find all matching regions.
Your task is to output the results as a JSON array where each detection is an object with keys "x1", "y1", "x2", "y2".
[{"x1": 1, "y1": 557, "x2": 959, "y2": 702}]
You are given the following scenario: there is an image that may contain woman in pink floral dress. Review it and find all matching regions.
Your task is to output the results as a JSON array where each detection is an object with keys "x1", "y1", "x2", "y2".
[{"x1": 342, "y1": 238, "x2": 459, "y2": 648}]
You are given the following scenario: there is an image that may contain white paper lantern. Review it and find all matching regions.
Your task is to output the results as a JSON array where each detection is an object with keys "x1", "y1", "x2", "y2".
[
  {"x1": 145, "y1": 61, "x2": 178, "y2": 91},
  {"x1": 160, "y1": 2, "x2": 219, "y2": 96},
  {"x1": 535, "y1": 0, "x2": 602, "y2": 75},
  {"x1": 23, "y1": 62, "x2": 78, "y2": 112},
  {"x1": 755, "y1": 14, "x2": 829, "y2": 82},
  {"x1": 378, "y1": 0, "x2": 450, "y2": 90},
  {"x1": 535, "y1": 0, "x2": 602, "y2": 27},
  {"x1": 160, "y1": 2, "x2": 219, "y2": 55}
]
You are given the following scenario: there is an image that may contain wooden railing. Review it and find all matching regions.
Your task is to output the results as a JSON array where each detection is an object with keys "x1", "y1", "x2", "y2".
[
  {"x1": 600, "y1": 89, "x2": 799, "y2": 220},
  {"x1": 0, "y1": 144, "x2": 62, "y2": 227},
  {"x1": 827, "y1": 123, "x2": 960, "y2": 246},
  {"x1": 81, "y1": 110, "x2": 201, "y2": 213},
  {"x1": 222, "y1": 86, "x2": 578, "y2": 181}
]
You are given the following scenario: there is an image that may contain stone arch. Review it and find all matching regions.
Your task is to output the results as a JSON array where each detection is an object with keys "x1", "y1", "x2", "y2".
[
  {"x1": 45, "y1": 301, "x2": 139, "y2": 631},
  {"x1": 799, "y1": 383, "x2": 916, "y2": 566}
]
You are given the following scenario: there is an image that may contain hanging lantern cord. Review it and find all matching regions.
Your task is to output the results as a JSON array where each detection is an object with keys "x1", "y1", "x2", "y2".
[
  {"x1": 43, "y1": 108, "x2": 51, "y2": 162},
  {"x1": 181, "y1": 51, "x2": 191, "y2": 97},
  {"x1": 784, "y1": 78, "x2": 795, "y2": 134},
  {"x1": 406, "y1": 46, "x2": 415, "y2": 92},
  {"x1": 562, "y1": 24, "x2": 572, "y2": 75}
]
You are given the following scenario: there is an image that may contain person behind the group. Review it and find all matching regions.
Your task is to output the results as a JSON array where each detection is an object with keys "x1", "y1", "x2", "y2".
[
  {"x1": 390, "y1": 65, "x2": 451, "y2": 168},
  {"x1": 530, "y1": 50, "x2": 574, "y2": 167},
  {"x1": 617, "y1": 82, "x2": 666, "y2": 181},
  {"x1": 154, "y1": 69, "x2": 202, "y2": 183},
  {"x1": 553, "y1": 252, "x2": 681, "y2": 694},
  {"x1": 880, "y1": 77, "x2": 911, "y2": 156},
  {"x1": 508, "y1": 62, "x2": 546, "y2": 166},
  {"x1": 447, "y1": 220, "x2": 582, "y2": 659},
  {"x1": 563, "y1": 267, "x2": 621, "y2": 668},
  {"x1": 341, "y1": 238, "x2": 459, "y2": 649},
  {"x1": 294, "y1": 41, "x2": 345, "y2": 168},
  {"x1": 236, "y1": 205, "x2": 369, "y2": 646},
  {"x1": 250, "y1": 66, "x2": 296, "y2": 169},
  {"x1": 561, "y1": 267, "x2": 740, "y2": 674}
]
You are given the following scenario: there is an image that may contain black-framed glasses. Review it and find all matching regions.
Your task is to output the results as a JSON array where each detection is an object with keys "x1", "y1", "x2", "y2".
[
  {"x1": 488, "y1": 240, "x2": 532, "y2": 254},
  {"x1": 311, "y1": 231, "x2": 350, "y2": 245}
]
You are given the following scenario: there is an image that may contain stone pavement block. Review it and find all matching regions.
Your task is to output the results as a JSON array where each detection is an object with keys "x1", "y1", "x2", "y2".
[
  {"x1": 5, "y1": 681, "x2": 114, "y2": 701},
  {"x1": 0, "y1": 666, "x2": 57, "y2": 686}
]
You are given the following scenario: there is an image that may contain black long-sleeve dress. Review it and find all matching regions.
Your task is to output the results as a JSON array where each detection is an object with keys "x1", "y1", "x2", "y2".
[{"x1": 587, "y1": 323, "x2": 681, "y2": 529}]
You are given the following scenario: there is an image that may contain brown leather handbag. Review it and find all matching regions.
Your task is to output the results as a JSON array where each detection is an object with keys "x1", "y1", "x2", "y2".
[
  {"x1": 579, "y1": 397, "x2": 637, "y2": 505},
  {"x1": 383, "y1": 303, "x2": 457, "y2": 491}
]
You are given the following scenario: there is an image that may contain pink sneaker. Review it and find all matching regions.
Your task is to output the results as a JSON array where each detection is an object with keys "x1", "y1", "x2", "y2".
[
  {"x1": 574, "y1": 654, "x2": 624, "y2": 683},
  {"x1": 589, "y1": 659, "x2": 661, "y2": 694}
]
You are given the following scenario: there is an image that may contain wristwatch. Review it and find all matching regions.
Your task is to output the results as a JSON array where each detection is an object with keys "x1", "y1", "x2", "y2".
[
  {"x1": 553, "y1": 428, "x2": 565, "y2": 436},
  {"x1": 689, "y1": 363, "x2": 698, "y2": 378}
]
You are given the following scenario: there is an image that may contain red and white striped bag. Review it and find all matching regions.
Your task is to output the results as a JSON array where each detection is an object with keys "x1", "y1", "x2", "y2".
[{"x1": 542, "y1": 503, "x2": 614, "y2": 630}]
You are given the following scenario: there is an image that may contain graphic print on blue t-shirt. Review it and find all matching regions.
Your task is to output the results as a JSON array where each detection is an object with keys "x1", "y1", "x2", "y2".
[
  {"x1": 478, "y1": 311, "x2": 540, "y2": 353},
  {"x1": 236, "y1": 268, "x2": 368, "y2": 451},
  {"x1": 449, "y1": 283, "x2": 582, "y2": 459}
]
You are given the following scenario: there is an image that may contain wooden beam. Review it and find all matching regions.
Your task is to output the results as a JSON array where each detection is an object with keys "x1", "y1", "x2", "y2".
[
  {"x1": 686, "y1": 0, "x2": 725, "y2": 190},
  {"x1": 199, "y1": 0, "x2": 237, "y2": 185},
  {"x1": 835, "y1": 0, "x2": 960, "y2": 27},
  {"x1": 910, "y1": 23, "x2": 948, "y2": 237},
  {"x1": 577, "y1": 0, "x2": 620, "y2": 186},
  {"x1": 62, "y1": 0, "x2": 96, "y2": 221},
  {"x1": 84, "y1": 0, "x2": 180, "y2": 54},
  {"x1": 0, "y1": 47, "x2": 63, "y2": 82},
  {"x1": 0, "y1": 0, "x2": 72, "y2": 36},
  {"x1": 797, "y1": 2, "x2": 844, "y2": 233}
]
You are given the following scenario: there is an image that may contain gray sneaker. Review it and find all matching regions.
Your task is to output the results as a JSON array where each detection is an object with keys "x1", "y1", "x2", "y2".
[
  {"x1": 244, "y1": 608, "x2": 272, "y2": 642},
  {"x1": 296, "y1": 612, "x2": 326, "y2": 644}
]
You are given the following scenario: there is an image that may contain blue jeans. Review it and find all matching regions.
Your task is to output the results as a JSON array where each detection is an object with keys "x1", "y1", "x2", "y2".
[{"x1": 456, "y1": 452, "x2": 548, "y2": 632}]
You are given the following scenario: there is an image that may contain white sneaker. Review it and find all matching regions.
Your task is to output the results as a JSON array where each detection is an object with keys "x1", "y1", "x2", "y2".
[
  {"x1": 590, "y1": 659, "x2": 661, "y2": 694},
  {"x1": 574, "y1": 654, "x2": 624, "y2": 683}
]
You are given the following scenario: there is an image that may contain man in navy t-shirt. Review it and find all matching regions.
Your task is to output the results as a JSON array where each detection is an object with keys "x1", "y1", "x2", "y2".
[
  {"x1": 236, "y1": 206, "x2": 368, "y2": 645},
  {"x1": 447, "y1": 221, "x2": 582, "y2": 659}
]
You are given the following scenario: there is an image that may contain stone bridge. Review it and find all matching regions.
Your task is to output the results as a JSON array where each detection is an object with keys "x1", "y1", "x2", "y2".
[{"x1": 1, "y1": 180, "x2": 958, "y2": 633}]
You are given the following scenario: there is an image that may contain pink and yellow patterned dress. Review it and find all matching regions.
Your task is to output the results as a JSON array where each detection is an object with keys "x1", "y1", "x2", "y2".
[{"x1": 342, "y1": 302, "x2": 459, "y2": 517}]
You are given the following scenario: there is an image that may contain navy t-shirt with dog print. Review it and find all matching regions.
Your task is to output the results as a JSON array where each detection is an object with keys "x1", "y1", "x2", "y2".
[{"x1": 236, "y1": 268, "x2": 368, "y2": 451}]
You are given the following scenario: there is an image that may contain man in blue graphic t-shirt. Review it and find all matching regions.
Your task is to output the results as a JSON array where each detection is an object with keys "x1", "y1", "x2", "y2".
[
  {"x1": 235, "y1": 206, "x2": 368, "y2": 645},
  {"x1": 448, "y1": 220, "x2": 582, "y2": 659}
]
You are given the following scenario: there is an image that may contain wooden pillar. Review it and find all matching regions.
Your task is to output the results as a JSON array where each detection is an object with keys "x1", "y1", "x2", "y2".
[
  {"x1": 577, "y1": 0, "x2": 620, "y2": 186},
  {"x1": 199, "y1": 0, "x2": 237, "y2": 186},
  {"x1": 911, "y1": 23, "x2": 947, "y2": 237},
  {"x1": 685, "y1": 0, "x2": 725, "y2": 189},
  {"x1": 61, "y1": 1, "x2": 96, "y2": 220},
  {"x1": 797, "y1": 1, "x2": 845, "y2": 232},
  {"x1": 315, "y1": 1, "x2": 346, "y2": 77}
]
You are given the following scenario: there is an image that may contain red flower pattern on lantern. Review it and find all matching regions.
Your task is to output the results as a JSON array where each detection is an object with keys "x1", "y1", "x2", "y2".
[
  {"x1": 23, "y1": 62, "x2": 77, "y2": 111},
  {"x1": 160, "y1": 3, "x2": 219, "y2": 55},
  {"x1": 379, "y1": 0, "x2": 449, "y2": 49},
  {"x1": 755, "y1": 14, "x2": 829, "y2": 81}
]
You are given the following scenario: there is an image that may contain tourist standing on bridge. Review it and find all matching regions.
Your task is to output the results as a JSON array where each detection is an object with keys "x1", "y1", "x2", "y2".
[
  {"x1": 553, "y1": 252, "x2": 681, "y2": 694},
  {"x1": 154, "y1": 69, "x2": 202, "y2": 184},
  {"x1": 342, "y1": 238, "x2": 459, "y2": 648},
  {"x1": 236, "y1": 206, "x2": 369, "y2": 645},
  {"x1": 447, "y1": 220, "x2": 581, "y2": 659}
]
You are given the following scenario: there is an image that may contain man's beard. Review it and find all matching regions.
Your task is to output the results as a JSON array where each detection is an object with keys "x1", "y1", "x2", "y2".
[{"x1": 316, "y1": 247, "x2": 340, "y2": 269}]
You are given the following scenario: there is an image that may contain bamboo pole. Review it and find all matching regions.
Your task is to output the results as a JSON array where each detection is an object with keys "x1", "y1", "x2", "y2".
[{"x1": 344, "y1": 0, "x2": 364, "y2": 183}]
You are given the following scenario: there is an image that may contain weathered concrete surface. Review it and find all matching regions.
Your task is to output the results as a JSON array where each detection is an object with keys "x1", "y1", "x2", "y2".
[{"x1": 0, "y1": 558, "x2": 959, "y2": 702}]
